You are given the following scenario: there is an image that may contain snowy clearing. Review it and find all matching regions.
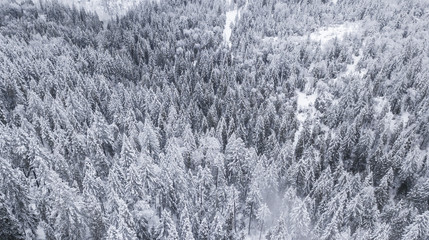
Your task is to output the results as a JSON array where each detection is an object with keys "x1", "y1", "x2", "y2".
[{"x1": 310, "y1": 22, "x2": 360, "y2": 49}]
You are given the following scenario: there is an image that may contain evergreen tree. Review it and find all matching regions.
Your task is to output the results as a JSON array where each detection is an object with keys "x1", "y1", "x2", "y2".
[{"x1": 156, "y1": 209, "x2": 179, "y2": 240}]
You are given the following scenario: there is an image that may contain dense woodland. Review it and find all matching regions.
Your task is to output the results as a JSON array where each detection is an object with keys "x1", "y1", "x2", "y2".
[{"x1": 1, "y1": 0, "x2": 429, "y2": 239}]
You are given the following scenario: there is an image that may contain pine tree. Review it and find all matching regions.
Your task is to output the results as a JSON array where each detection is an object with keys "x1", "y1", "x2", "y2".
[
  {"x1": 182, "y1": 123, "x2": 196, "y2": 170},
  {"x1": 0, "y1": 157, "x2": 36, "y2": 239},
  {"x1": 48, "y1": 181, "x2": 86, "y2": 240},
  {"x1": 106, "y1": 195, "x2": 137, "y2": 240},
  {"x1": 139, "y1": 118, "x2": 160, "y2": 158},
  {"x1": 257, "y1": 203, "x2": 271, "y2": 240},
  {"x1": 225, "y1": 133, "x2": 246, "y2": 185},
  {"x1": 132, "y1": 199, "x2": 155, "y2": 240},
  {"x1": 120, "y1": 134, "x2": 137, "y2": 168},
  {"x1": 125, "y1": 163, "x2": 144, "y2": 205},
  {"x1": 402, "y1": 211, "x2": 429, "y2": 240},
  {"x1": 246, "y1": 181, "x2": 262, "y2": 236},
  {"x1": 211, "y1": 211, "x2": 225, "y2": 240},
  {"x1": 0, "y1": 194, "x2": 24, "y2": 240},
  {"x1": 198, "y1": 217, "x2": 209, "y2": 240},
  {"x1": 180, "y1": 207, "x2": 195, "y2": 240},
  {"x1": 156, "y1": 209, "x2": 179, "y2": 240},
  {"x1": 82, "y1": 194, "x2": 106, "y2": 240},
  {"x1": 290, "y1": 198, "x2": 313, "y2": 239}
]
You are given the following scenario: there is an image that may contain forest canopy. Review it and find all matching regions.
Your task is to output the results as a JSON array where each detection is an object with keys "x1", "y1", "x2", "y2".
[{"x1": 1, "y1": 0, "x2": 429, "y2": 239}]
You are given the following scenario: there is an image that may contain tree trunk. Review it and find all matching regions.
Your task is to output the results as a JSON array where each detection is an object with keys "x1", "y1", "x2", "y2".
[
  {"x1": 248, "y1": 203, "x2": 253, "y2": 235},
  {"x1": 234, "y1": 200, "x2": 237, "y2": 233}
]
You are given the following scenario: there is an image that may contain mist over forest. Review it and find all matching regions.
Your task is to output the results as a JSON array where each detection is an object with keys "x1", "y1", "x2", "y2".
[{"x1": 1, "y1": 0, "x2": 429, "y2": 239}]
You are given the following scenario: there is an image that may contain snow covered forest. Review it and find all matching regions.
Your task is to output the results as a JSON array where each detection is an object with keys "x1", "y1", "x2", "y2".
[{"x1": 1, "y1": 0, "x2": 429, "y2": 239}]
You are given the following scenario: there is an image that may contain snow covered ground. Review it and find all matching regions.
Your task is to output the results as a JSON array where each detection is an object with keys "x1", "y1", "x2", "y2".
[
  {"x1": 293, "y1": 89, "x2": 318, "y2": 147},
  {"x1": 36, "y1": 224, "x2": 46, "y2": 240},
  {"x1": 296, "y1": 91, "x2": 317, "y2": 123},
  {"x1": 309, "y1": 22, "x2": 360, "y2": 49}
]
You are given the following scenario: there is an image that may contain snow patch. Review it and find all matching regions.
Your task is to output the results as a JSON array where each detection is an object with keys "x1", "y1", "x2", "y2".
[
  {"x1": 401, "y1": 112, "x2": 410, "y2": 126},
  {"x1": 310, "y1": 22, "x2": 359, "y2": 49},
  {"x1": 36, "y1": 224, "x2": 46, "y2": 240}
]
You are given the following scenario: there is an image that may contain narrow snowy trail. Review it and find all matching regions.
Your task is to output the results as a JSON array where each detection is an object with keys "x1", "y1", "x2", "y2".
[
  {"x1": 223, "y1": 8, "x2": 239, "y2": 47},
  {"x1": 223, "y1": 0, "x2": 248, "y2": 47}
]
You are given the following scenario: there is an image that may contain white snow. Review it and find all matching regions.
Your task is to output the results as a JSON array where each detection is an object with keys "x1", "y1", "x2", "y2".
[
  {"x1": 36, "y1": 224, "x2": 46, "y2": 240},
  {"x1": 310, "y1": 22, "x2": 359, "y2": 49},
  {"x1": 401, "y1": 112, "x2": 410, "y2": 126}
]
